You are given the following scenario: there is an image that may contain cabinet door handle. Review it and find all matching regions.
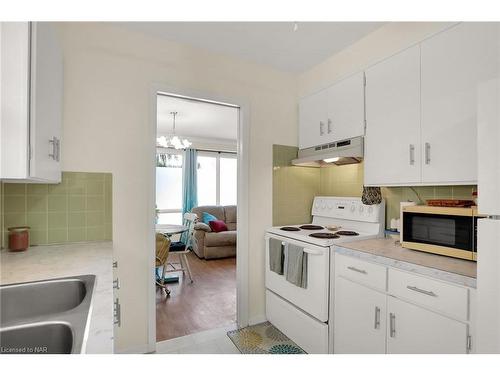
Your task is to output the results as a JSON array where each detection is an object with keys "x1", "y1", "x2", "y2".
[
  {"x1": 389, "y1": 313, "x2": 396, "y2": 338},
  {"x1": 374, "y1": 306, "x2": 381, "y2": 329},
  {"x1": 319, "y1": 121, "x2": 325, "y2": 136},
  {"x1": 425, "y1": 142, "x2": 431, "y2": 164},
  {"x1": 113, "y1": 298, "x2": 121, "y2": 327},
  {"x1": 327, "y1": 119, "x2": 332, "y2": 134},
  {"x1": 409, "y1": 144, "x2": 415, "y2": 165},
  {"x1": 55, "y1": 138, "x2": 61, "y2": 162},
  {"x1": 49, "y1": 136, "x2": 57, "y2": 160},
  {"x1": 407, "y1": 285, "x2": 437, "y2": 297},
  {"x1": 347, "y1": 266, "x2": 367, "y2": 274}
]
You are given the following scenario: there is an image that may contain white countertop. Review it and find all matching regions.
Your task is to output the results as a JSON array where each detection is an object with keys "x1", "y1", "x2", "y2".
[
  {"x1": 0, "y1": 241, "x2": 114, "y2": 354},
  {"x1": 335, "y1": 238, "x2": 477, "y2": 288}
]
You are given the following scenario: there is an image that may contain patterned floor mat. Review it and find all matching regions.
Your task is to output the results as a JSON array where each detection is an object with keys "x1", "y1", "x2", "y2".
[{"x1": 227, "y1": 321, "x2": 306, "y2": 354}]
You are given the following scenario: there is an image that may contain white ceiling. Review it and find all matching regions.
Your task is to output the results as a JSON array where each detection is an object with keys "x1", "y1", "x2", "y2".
[
  {"x1": 157, "y1": 94, "x2": 238, "y2": 141},
  {"x1": 118, "y1": 22, "x2": 384, "y2": 72}
]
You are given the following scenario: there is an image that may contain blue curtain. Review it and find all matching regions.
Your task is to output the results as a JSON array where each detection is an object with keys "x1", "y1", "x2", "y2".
[
  {"x1": 182, "y1": 148, "x2": 198, "y2": 216},
  {"x1": 181, "y1": 148, "x2": 197, "y2": 245}
]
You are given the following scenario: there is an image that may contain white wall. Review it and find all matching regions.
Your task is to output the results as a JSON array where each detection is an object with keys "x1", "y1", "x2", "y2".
[
  {"x1": 57, "y1": 22, "x2": 297, "y2": 352},
  {"x1": 298, "y1": 22, "x2": 454, "y2": 97}
]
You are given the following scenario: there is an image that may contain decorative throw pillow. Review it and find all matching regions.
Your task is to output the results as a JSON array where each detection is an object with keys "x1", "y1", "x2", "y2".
[
  {"x1": 208, "y1": 220, "x2": 228, "y2": 233},
  {"x1": 202, "y1": 212, "x2": 218, "y2": 225}
]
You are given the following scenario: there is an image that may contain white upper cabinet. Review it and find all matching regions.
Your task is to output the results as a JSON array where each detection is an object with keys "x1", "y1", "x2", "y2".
[
  {"x1": 364, "y1": 45, "x2": 421, "y2": 186},
  {"x1": 325, "y1": 72, "x2": 365, "y2": 143},
  {"x1": 298, "y1": 72, "x2": 365, "y2": 149},
  {"x1": 364, "y1": 23, "x2": 499, "y2": 186},
  {"x1": 1, "y1": 22, "x2": 63, "y2": 183},
  {"x1": 421, "y1": 23, "x2": 499, "y2": 184},
  {"x1": 298, "y1": 89, "x2": 327, "y2": 149}
]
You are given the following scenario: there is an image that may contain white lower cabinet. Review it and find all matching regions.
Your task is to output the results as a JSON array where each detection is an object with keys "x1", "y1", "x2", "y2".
[
  {"x1": 334, "y1": 276, "x2": 386, "y2": 354},
  {"x1": 333, "y1": 253, "x2": 473, "y2": 354},
  {"x1": 386, "y1": 296, "x2": 468, "y2": 354}
]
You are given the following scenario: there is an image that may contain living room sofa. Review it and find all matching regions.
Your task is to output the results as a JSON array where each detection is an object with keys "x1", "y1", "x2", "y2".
[{"x1": 191, "y1": 205, "x2": 237, "y2": 259}]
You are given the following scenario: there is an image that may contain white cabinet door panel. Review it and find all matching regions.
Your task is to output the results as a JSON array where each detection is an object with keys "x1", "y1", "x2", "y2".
[
  {"x1": 334, "y1": 276, "x2": 386, "y2": 353},
  {"x1": 364, "y1": 45, "x2": 421, "y2": 186},
  {"x1": 421, "y1": 23, "x2": 499, "y2": 184},
  {"x1": 387, "y1": 296, "x2": 468, "y2": 354},
  {"x1": 0, "y1": 22, "x2": 30, "y2": 179},
  {"x1": 326, "y1": 72, "x2": 365, "y2": 143},
  {"x1": 29, "y1": 22, "x2": 63, "y2": 182},
  {"x1": 299, "y1": 89, "x2": 327, "y2": 149}
]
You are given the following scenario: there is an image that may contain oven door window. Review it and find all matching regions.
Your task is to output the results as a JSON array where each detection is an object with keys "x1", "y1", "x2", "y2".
[{"x1": 403, "y1": 213, "x2": 473, "y2": 251}]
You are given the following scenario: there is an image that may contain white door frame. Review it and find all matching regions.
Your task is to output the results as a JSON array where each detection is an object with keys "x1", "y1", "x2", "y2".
[{"x1": 148, "y1": 84, "x2": 250, "y2": 352}]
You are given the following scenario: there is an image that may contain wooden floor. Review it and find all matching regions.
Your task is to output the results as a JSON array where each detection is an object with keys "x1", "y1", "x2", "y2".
[{"x1": 156, "y1": 251, "x2": 236, "y2": 342}]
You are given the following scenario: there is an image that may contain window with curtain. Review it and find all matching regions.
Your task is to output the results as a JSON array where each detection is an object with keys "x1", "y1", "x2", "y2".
[
  {"x1": 197, "y1": 151, "x2": 237, "y2": 206},
  {"x1": 156, "y1": 149, "x2": 237, "y2": 225},
  {"x1": 156, "y1": 150, "x2": 183, "y2": 224}
]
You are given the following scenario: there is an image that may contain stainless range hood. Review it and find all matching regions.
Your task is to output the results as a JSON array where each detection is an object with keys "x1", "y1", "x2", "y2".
[{"x1": 292, "y1": 137, "x2": 363, "y2": 167}]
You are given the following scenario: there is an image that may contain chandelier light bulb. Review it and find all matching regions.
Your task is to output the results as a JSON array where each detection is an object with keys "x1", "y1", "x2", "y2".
[{"x1": 156, "y1": 112, "x2": 192, "y2": 149}]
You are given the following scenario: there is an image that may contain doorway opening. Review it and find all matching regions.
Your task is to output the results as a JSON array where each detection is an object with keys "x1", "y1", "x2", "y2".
[{"x1": 154, "y1": 92, "x2": 241, "y2": 343}]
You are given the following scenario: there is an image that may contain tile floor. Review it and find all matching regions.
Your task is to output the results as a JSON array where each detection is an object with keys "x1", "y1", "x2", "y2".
[{"x1": 155, "y1": 324, "x2": 240, "y2": 354}]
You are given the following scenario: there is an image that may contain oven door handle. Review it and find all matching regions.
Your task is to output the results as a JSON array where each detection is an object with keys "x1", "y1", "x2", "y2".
[{"x1": 303, "y1": 248, "x2": 324, "y2": 256}]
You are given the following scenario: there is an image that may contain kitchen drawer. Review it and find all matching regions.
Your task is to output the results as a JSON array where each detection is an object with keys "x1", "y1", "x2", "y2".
[
  {"x1": 266, "y1": 290, "x2": 329, "y2": 354},
  {"x1": 335, "y1": 253, "x2": 387, "y2": 291},
  {"x1": 388, "y1": 268, "x2": 469, "y2": 321}
]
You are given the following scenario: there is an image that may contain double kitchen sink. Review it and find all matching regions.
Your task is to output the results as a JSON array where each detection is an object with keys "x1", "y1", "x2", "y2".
[{"x1": 0, "y1": 275, "x2": 96, "y2": 354}]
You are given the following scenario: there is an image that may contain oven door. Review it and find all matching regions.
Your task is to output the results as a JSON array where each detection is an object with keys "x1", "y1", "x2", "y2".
[
  {"x1": 402, "y1": 211, "x2": 474, "y2": 260},
  {"x1": 265, "y1": 234, "x2": 330, "y2": 322}
]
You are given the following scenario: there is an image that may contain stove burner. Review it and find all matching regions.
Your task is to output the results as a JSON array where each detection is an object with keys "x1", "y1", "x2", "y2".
[
  {"x1": 335, "y1": 230, "x2": 360, "y2": 236},
  {"x1": 300, "y1": 225, "x2": 324, "y2": 230},
  {"x1": 309, "y1": 232, "x2": 340, "y2": 239},
  {"x1": 280, "y1": 226, "x2": 300, "y2": 231}
]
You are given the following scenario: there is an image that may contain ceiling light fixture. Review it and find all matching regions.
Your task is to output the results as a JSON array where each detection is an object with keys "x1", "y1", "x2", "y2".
[{"x1": 157, "y1": 111, "x2": 192, "y2": 150}]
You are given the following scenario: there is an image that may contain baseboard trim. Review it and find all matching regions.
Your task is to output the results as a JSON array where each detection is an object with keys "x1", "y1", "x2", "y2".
[{"x1": 247, "y1": 315, "x2": 267, "y2": 326}]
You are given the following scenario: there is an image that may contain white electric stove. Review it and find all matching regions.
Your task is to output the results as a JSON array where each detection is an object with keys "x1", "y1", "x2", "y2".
[{"x1": 265, "y1": 196, "x2": 385, "y2": 354}]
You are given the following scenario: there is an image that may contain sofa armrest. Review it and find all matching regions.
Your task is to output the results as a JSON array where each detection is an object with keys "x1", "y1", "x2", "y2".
[
  {"x1": 194, "y1": 222, "x2": 212, "y2": 232},
  {"x1": 193, "y1": 225, "x2": 210, "y2": 258}
]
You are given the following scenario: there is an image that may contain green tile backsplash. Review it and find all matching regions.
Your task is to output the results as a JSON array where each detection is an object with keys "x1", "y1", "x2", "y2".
[
  {"x1": 1, "y1": 172, "x2": 112, "y2": 248},
  {"x1": 273, "y1": 145, "x2": 320, "y2": 226},
  {"x1": 272, "y1": 145, "x2": 477, "y2": 229}
]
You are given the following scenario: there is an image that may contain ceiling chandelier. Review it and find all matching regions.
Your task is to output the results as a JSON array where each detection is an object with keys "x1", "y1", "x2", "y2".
[{"x1": 157, "y1": 111, "x2": 192, "y2": 150}]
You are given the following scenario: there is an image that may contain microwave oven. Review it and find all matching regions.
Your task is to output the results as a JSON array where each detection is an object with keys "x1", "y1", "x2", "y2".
[{"x1": 401, "y1": 205, "x2": 484, "y2": 261}]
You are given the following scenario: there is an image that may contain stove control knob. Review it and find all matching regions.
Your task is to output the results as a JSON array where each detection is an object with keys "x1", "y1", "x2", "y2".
[
  {"x1": 327, "y1": 203, "x2": 333, "y2": 209},
  {"x1": 368, "y1": 206, "x2": 374, "y2": 214},
  {"x1": 315, "y1": 201, "x2": 320, "y2": 209},
  {"x1": 350, "y1": 205, "x2": 356, "y2": 212},
  {"x1": 359, "y1": 206, "x2": 364, "y2": 213},
  {"x1": 321, "y1": 202, "x2": 327, "y2": 209}
]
